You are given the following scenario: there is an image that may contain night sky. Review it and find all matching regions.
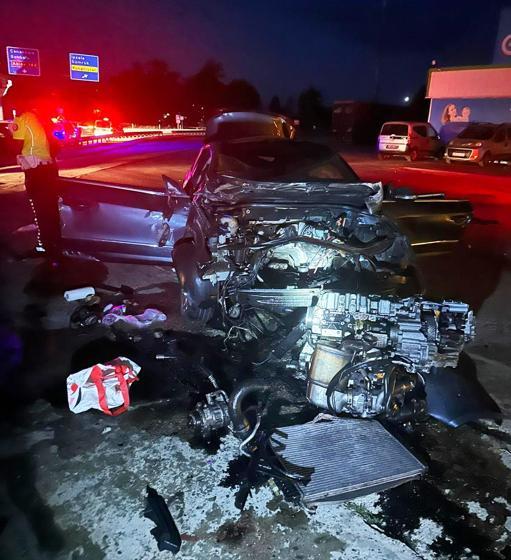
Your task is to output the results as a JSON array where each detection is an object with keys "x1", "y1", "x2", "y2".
[{"x1": 0, "y1": 0, "x2": 506, "y2": 105}]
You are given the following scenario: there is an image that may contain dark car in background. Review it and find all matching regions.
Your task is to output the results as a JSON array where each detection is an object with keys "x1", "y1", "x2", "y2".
[
  {"x1": 445, "y1": 122, "x2": 511, "y2": 166},
  {"x1": 52, "y1": 119, "x2": 81, "y2": 146}
]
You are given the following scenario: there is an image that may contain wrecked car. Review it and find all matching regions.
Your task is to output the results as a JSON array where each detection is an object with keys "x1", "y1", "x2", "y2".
[{"x1": 57, "y1": 115, "x2": 500, "y2": 444}]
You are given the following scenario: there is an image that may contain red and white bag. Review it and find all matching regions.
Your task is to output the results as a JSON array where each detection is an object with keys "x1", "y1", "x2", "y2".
[{"x1": 67, "y1": 357, "x2": 140, "y2": 415}]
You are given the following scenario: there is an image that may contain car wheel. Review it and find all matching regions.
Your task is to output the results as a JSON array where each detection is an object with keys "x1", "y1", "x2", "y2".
[
  {"x1": 180, "y1": 290, "x2": 214, "y2": 323},
  {"x1": 377, "y1": 153, "x2": 386, "y2": 160},
  {"x1": 479, "y1": 151, "x2": 493, "y2": 167},
  {"x1": 408, "y1": 148, "x2": 419, "y2": 162}
]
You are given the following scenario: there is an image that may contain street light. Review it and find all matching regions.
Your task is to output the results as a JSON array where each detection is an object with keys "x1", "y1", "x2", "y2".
[{"x1": 404, "y1": 96, "x2": 410, "y2": 103}]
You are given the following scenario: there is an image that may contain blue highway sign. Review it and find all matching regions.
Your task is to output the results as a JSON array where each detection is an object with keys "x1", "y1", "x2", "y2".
[
  {"x1": 6, "y1": 46, "x2": 41, "y2": 76},
  {"x1": 69, "y1": 53, "x2": 100, "y2": 82}
]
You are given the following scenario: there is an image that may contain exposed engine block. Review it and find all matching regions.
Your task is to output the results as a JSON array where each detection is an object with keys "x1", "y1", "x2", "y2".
[
  {"x1": 305, "y1": 292, "x2": 474, "y2": 371},
  {"x1": 302, "y1": 292, "x2": 475, "y2": 418},
  {"x1": 265, "y1": 222, "x2": 341, "y2": 272}
]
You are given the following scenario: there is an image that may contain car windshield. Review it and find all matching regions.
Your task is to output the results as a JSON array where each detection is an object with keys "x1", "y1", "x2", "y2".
[
  {"x1": 458, "y1": 125, "x2": 496, "y2": 140},
  {"x1": 215, "y1": 140, "x2": 358, "y2": 182},
  {"x1": 381, "y1": 123, "x2": 408, "y2": 136}
]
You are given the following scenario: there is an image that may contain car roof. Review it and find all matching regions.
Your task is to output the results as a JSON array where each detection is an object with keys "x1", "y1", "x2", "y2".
[
  {"x1": 381, "y1": 121, "x2": 430, "y2": 126},
  {"x1": 205, "y1": 111, "x2": 291, "y2": 142}
]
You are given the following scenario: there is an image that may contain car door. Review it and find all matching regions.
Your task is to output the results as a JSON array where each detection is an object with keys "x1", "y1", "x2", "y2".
[
  {"x1": 425, "y1": 124, "x2": 441, "y2": 155},
  {"x1": 382, "y1": 196, "x2": 472, "y2": 255},
  {"x1": 506, "y1": 127, "x2": 511, "y2": 162},
  {"x1": 58, "y1": 177, "x2": 191, "y2": 264},
  {"x1": 412, "y1": 125, "x2": 428, "y2": 155},
  {"x1": 183, "y1": 146, "x2": 212, "y2": 195},
  {"x1": 491, "y1": 126, "x2": 506, "y2": 161}
]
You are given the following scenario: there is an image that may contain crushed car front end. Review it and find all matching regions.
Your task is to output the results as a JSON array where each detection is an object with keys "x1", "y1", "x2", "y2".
[{"x1": 174, "y1": 171, "x2": 481, "y2": 431}]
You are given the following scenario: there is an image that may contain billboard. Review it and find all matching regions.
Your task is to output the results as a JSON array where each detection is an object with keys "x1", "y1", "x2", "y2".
[
  {"x1": 6, "y1": 46, "x2": 40, "y2": 76},
  {"x1": 69, "y1": 53, "x2": 100, "y2": 82},
  {"x1": 430, "y1": 98, "x2": 511, "y2": 143},
  {"x1": 494, "y1": 8, "x2": 511, "y2": 64}
]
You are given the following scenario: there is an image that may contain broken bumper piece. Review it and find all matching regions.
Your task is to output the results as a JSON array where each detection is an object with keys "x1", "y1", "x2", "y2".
[{"x1": 144, "y1": 485, "x2": 182, "y2": 553}]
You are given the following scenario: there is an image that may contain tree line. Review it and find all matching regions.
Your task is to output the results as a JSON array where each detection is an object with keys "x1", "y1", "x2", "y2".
[
  {"x1": 106, "y1": 58, "x2": 329, "y2": 128},
  {"x1": 3, "y1": 56, "x2": 332, "y2": 130}
]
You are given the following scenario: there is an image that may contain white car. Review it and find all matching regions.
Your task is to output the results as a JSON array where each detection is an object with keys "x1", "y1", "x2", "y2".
[{"x1": 377, "y1": 121, "x2": 443, "y2": 161}]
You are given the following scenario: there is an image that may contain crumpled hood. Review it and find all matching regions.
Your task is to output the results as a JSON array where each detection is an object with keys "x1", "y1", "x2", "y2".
[{"x1": 203, "y1": 177, "x2": 384, "y2": 214}]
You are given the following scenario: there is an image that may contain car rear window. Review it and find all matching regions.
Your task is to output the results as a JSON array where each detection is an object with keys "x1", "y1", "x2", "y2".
[
  {"x1": 458, "y1": 125, "x2": 496, "y2": 140},
  {"x1": 215, "y1": 140, "x2": 358, "y2": 182},
  {"x1": 211, "y1": 121, "x2": 286, "y2": 142},
  {"x1": 381, "y1": 124, "x2": 408, "y2": 136}
]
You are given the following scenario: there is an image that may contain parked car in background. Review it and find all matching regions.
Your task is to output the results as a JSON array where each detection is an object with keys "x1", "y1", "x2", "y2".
[
  {"x1": 445, "y1": 123, "x2": 511, "y2": 167},
  {"x1": 377, "y1": 121, "x2": 443, "y2": 161},
  {"x1": 79, "y1": 118, "x2": 114, "y2": 138},
  {"x1": 52, "y1": 119, "x2": 81, "y2": 146}
]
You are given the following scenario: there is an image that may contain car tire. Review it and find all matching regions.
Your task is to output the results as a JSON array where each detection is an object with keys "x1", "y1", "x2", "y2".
[
  {"x1": 377, "y1": 153, "x2": 386, "y2": 160},
  {"x1": 173, "y1": 239, "x2": 215, "y2": 324},
  {"x1": 479, "y1": 151, "x2": 493, "y2": 167},
  {"x1": 407, "y1": 148, "x2": 419, "y2": 162}
]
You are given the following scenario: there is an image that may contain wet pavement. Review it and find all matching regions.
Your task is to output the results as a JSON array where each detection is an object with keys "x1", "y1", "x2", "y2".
[{"x1": 1, "y1": 139, "x2": 511, "y2": 559}]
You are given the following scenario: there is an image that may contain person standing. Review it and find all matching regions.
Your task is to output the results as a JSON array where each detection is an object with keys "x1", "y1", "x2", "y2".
[{"x1": 9, "y1": 109, "x2": 61, "y2": 259}]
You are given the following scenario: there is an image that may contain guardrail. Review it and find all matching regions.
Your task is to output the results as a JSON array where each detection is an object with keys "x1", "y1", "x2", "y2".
[{"x1": 78, "y1": 127, "x2": 205, "y2": 146}]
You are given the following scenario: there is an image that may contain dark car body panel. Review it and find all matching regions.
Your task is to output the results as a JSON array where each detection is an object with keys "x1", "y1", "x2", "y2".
[
  {"x1": 58, "y1": 177, "x2": 190, "y2": 264},
  {"x1": 381, "y1": 198, "x2": 472, "y2": 254}
]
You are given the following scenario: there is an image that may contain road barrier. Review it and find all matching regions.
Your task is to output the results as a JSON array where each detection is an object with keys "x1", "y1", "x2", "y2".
[{"x1": 78, "y1": 127, "x2": 205, "y2": 146}]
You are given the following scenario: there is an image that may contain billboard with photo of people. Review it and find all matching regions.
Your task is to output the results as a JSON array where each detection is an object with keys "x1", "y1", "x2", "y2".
[
  {"x1": 493, "y1": 7, "x2": 511, "y2": 64},
  {"x1": 429, "y1": 98, "x2": 511, "y2": 143}
]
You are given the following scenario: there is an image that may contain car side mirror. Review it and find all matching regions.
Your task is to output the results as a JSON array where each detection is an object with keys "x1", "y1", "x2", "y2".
[
  {"x1": 386, "y1": 184, "x2": 445, "y2": 201},
  {"x1": 162, "y1": 174, "x2": 189, "y2": 199},
  {"x1": 385, "y1": 185, "x2": 416, "y2": 200}
]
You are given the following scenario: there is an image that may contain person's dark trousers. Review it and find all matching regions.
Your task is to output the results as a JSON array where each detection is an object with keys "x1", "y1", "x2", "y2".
[{"x1": 24, "y1": 163, "x2": 61, "y2": 259}]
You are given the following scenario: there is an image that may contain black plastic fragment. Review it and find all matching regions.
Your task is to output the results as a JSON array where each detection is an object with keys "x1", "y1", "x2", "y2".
[
  {"x1": 144, "y1": 485, "x2": 182, "y2": 553},
  {"x1": 97, "y1": 283, "x2": 135, "y2": 296},
  {"x1": 233, "y1": 430, "x2": 312, "y2": 510},
  {"x1": 426, "y1": 354, "x2": 502, "y2": 427}
]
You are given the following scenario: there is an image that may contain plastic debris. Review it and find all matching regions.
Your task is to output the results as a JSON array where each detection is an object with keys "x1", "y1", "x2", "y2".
[
  {"x1": 102, "y1": 306, "x2": 167, "y2": 328},
  {"x1": 67, "y1": 357, "x2": 140, "y2": 415},
  {"x1": 144, "y1": 485, "x2": 182, "y2": 554},
  {"x1": 64, "y1": 286, "x2": 95, "y2": 302}
]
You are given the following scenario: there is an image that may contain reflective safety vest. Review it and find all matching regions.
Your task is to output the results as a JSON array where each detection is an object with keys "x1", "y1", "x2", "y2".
[{"x1": 11, "y1": 112, "x2": 52, "y2": 161}]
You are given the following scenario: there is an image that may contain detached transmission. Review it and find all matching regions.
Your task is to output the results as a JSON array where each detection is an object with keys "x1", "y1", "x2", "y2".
[{"x1": 302, "y1": 292, "x2": 474, "y2": 419}]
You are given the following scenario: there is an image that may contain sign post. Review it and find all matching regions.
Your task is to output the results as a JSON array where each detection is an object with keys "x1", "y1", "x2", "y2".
[
  {"x1": 0, "y1": 74, "x2": 12, "y2": 121},
  {"x1": 6, "y1": 46, "x2": 41, "y2": 76},
  {"x1": 69, "y1": 53, "x2": 100, "y2": 82}
]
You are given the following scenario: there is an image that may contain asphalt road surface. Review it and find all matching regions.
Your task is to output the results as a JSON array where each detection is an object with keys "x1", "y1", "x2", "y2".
[{"x1": 0, "y1": 136, "x2": 510, "y2": 560}]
